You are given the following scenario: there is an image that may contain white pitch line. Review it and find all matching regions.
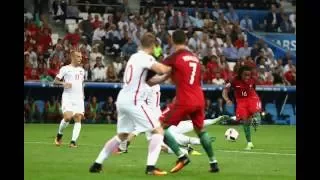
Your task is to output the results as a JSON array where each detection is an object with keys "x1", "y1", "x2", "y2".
[{"x1": 24, "y1": 141, "x2": 296, "y2": 156}]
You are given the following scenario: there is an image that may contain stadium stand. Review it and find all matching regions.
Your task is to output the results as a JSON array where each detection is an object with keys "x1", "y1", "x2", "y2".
[{"x1": 24, "y1": 0, "x2": 296, "y2": 124}]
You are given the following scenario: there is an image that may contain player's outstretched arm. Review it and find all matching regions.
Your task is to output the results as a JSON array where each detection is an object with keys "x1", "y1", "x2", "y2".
[
  {"x1": 147, "y1": 73, "x2": 171, "y2": 86},
  {"x1": 151, "y1": 62, "x2": 172, "y2": 75}
]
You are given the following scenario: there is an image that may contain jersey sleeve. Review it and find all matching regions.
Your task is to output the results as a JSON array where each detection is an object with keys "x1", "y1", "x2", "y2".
[
  {"x1": 56, "y1": 66, "x2": 66, "y2": 79},
  {"x1": 142, "y1": 55, "x2": 157, "y2": 69}
]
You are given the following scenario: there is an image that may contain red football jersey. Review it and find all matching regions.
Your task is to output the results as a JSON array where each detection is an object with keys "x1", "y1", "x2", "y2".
[
  {"x1": 227, "y1": 77, "x2": 259, "y2": 100},
  {"x1": 163, "y1": 49, "x2": 204, "y2": 106}
]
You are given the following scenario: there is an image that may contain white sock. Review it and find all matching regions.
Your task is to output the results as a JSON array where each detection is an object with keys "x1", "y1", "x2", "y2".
[
  {"x1": 174, "y1": 121, "x2": 194, "y2": 134},
  {"x1": 147, "y1": 134, "x2": 164, "y2": 166},
  {"x1": 58, "y1": 119, "x2": 69, "y2": 134},
  {"x1": 118, "y1": 139, "x2": 127, "y2": 151},
  {"x1": 189, "y1": 137, "x2": 200, "y2": 145},
  {"x1": 167, "y1": 147, "x2": 174, "y2": 154},
  {"x1": 71, "y1": 122, "x2": 81, "y2": 142},
  {"x1": 209, "y1": 159, "x2": 218, "y2": 164},
  {"x1": 95, "y1": 136, "x2": 121, "y2": 164}
]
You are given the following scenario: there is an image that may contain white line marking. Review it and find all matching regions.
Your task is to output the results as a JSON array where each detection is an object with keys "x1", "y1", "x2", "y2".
[{"x1": 24, "y1": 141, "x2": 296, "y2": 156}]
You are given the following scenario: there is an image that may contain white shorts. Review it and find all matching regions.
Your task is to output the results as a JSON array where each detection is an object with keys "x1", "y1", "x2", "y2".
[
  {"x1": 61, "y1": 98, "x2": 85, "y2": 115},
  {"x1": 116, "y1": 103, "x2": 161, "y2": 135}
]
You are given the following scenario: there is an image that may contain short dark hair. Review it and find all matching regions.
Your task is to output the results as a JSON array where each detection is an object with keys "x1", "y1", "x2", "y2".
[
  {"x1": 172, "y1": 30, "x2": 186, "y2": 45},
  {"x1": 237, "y1": 65, "x2": 252, "y2": 79}
]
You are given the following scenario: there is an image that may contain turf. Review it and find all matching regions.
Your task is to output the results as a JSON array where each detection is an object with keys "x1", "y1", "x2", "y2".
[{"x1": 24, "y1": 124, "x2": 296, "y2": 180}]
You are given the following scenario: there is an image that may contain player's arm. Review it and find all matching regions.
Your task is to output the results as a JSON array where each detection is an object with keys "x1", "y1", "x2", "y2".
[
  {"x1": 147, "y1": 73, "x2": 171, "y2": 86},
  {"x1": 222, "y1": 83, "x2": 232, "y2": 105},
  {"x1": 54, "y1": 67, "x2": 71, "y2": 89},
  {"x1": 150, "y1": 62, "x2": 172, "y2": 75}
]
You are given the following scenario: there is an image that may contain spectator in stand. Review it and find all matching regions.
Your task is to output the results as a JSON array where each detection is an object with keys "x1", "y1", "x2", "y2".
[
  {"x1": 202, "y1": 65, "x2": 214, "y2": 84},
  {"x1": 223, "y1": 39, "x2": 238, "y2": 61},
  {"x1": 25, "y1": 46, "x2": 38, "y2": 63},
  {"x1": 289, "y1": 10, "x2": 296, "y2": 31},
  {"x1": 52, "y1": 0, "x2": 67, "y2": 22},
  {"x1": 240, "y1": 14, "x2": 254, "y2": 31},
  {"x1": 85, "y1": 96, "x2": 100, "y2": 123},
  {"x1": 91, "y1": 14, "x2": 103, "y2": 30},
  {"x1": 24, "y1": 97, "x2": 41, "y2": 123},
  {"x1": 118, "y1": 14, "x2": 129, "y2": 33},
  {"x1": 79, "y1": 15, "x2": 94, "y2": 42},
  {"x1": 50, "y1": 44, "x2": 64, "y2": 62},
  {"x1": 64, "y1": 28, "x2": 81, "y2": 46},
  {"x1": 189, "y1": 12, "x2": 204, "y2": 29},
  {"x1": 37, "y1": 28, "x2": 52, "y2": 52},
  {"x1": 44, "y1": 96, "x2": 61, "y2": 123},
  {"x1": 212, "y1": 72, "x2": 226, "y2": 85},
  {"x1": 280, "y1": 14, "x2": 295, "y2": 33},
  {"x1": 211, "y1": 3, "x2": 221, "y2": 20},
  {"x1": 264, "y1": 73, "x2": 274, "y2": 85},
  {"x1": 157, "y1": 23, "x2": 169, "y2": 46},
  {"x1": 219, "y1": 55, "x2": 231, "y2": 80},
  {"x1": 92, "y1": 23, "x2": 106, "y2": 52},
  {"x1": 100, "y1": 96, "x2": 117, "y2": 124},
  {"x1": 188, "y1": 32, "x2": 199, "y2": 52},
  {"x1": 40, "y1": 69, "x2": 54, "y2": 82},
  {"x1": 255, "y1": 50, "x2": 268, "y2": 66},
  {"x1": 112, "y1": 56, "x2": 123, "y2": 75},
  {"x1": 182, "y1": 9, "x2": 192, "y2": 28},
  {"x1": 105, "y1": 24, "x2": 121, "y2": 53},
  {"x1": 168, "y1": 10, "x2": 183, "y2": 29},
  {"x1": 272, "y1": 66, "x2": 286, "y2": 86},
  {"x1": 198, "y1": 33, "x2": 209, "y2": 58},
  {"x1": 66, "y1": 5, "x2": 80, "y2": 21},
  {"x1": 121, "y1": 36, "x2": 138, "y2": 57},
  {"x1": 238, "y1": 41, "x2": 251, "y2": 58},
  {"x1": 225, "y1": 6, "x2": 239, "y2": 24},
  {"x1": 92, "y1": 57, "x2": 106, "y2": 82},
  {"x1": 265, "y1": 4, "x2": 282, "y2": 32},
  {"x1": 284, "y1": 59, "x2": 296, "y2": 73},
  {"x1": 48, "y1": 60, "x2": 60, "y2": 78},
  {"x1": 250, "y1": 43, "x2": 260, "y2": 59},
  {"x1": 206, "y1": 55, "x2": 219, "y2": 72},
  {"x1": 203, "y1": 13, "x2": 214, "y2": 29},
  {"x1": 89, "y1": 46, "x2": 104, "y2": 68},
  {"x1": 282, "y1": 51, "x2": 292, "y2": 65},
  {"x1": 234, "y1": 34, "x2": 245, "y2": 49},
  {"x1": 284, "y1": 68, "x2": 296, "y2": 85},
  {"x1": 29, "y1": 69, "x2": 40, "y2": 80},
  {"x1": 106, "y1": 63, "x2": 119, "y2": 82},
  {"x1": 118, "y1": 59, "x2": 127, "y2": 81},
  {"x1": 204, "y1": 98, "x2": 215, "y2": 119},
  {"x1": 83, "y1": 63, "x2": 92, "y2": 81}
]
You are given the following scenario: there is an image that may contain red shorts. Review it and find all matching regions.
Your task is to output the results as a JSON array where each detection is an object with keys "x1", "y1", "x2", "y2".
[
  {"x1": 160, "y1": 103, "x2": 205, "y2": 130},
  {"x1": 236, "y1": 97, "x2": 261, "y2": 120}
]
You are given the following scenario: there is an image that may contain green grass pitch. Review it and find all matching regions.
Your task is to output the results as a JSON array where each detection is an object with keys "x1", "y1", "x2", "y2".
[{"x1": 24, "y1": 124, "x2": 296, "y2": 180}]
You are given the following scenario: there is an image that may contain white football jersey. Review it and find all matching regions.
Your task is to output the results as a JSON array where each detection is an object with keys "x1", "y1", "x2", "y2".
[
  {"x1": 117, "y1": 50, "x2": 157, "y2": 105},
  {"x1": 56, "y1": 65, "x2": 85, "y2": 99},
  {"x1": 146, "y1": 84, "x2": 161, "y2": 109}
]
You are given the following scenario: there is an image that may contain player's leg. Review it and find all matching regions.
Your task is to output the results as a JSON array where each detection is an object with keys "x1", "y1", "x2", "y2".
[
  {"x1": 236, "y1": 101, "x2": 254, "y2": 150},
  {"x1": 55, "y1": 110, "x2": 72, "y2": 146},
  {"x1": 90, "y1": 132, "x2": 129, "y2": 173},
  {"x1": 160, "y1": 104, "x2": 191, "y2": 173},
  {"x1": 68, "y1": 100, "x2": 85, "y2": 147},
  {"x1": 69, "y1": 113, "x2": 83, "y2": 147},
  {"x1": 191, "y1": 107, "x2": 219, "y2": 173},
  {"x1": 137, "y1": 104, "x2": 167, "y2": 175},
  {"x1": 89, "y1": 105, "x2": 133, "y2": 173}
]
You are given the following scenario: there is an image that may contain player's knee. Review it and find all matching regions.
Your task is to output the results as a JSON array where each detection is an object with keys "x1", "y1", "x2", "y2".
[
  {"x1": 152, "y1": 126, "x2": 164, "y2": 135},
  {"x1": 117, "y1": 133, "x2": 129, "y2": 141},
  {"x1": 63, "y1": 112, "x2": 73, "y2": 121},
  {"x1": 73, "y1": 114, "x2": 83, "y2": 122}
]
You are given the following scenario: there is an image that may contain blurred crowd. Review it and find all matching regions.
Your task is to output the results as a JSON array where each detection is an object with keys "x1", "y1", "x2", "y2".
[
  {"x1": 24, "y1": 94, "x2": 232, "y2": 124},
  {"x1": 24, "y1": 0, "x2": 296, "y2": 86}
]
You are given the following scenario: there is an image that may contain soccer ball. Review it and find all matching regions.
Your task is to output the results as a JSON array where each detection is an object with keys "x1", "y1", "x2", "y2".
[{"x1": 225, "y1": 128, "x2": 239, "y2": 141}]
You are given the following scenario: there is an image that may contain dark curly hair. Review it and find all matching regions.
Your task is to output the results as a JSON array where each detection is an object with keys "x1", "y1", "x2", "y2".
[{"x1": 237, "y1": 65, "x2": 252, "y2": 80}]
